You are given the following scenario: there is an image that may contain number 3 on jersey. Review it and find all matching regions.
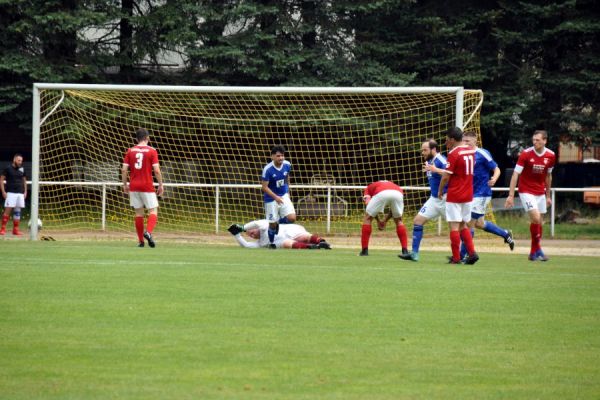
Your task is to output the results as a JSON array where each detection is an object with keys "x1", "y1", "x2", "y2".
[
  {"x1": 463, "y1": 155, "x2": 474, "y2": 175},
  {"x1": 135, "y1": 153, "x2": 144, "y2": 169}
]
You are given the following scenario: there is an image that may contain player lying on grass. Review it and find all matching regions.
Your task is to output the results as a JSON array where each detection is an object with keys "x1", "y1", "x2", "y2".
[{"x1": 228, "y1": 220, "x2": 332, "y2": 249}]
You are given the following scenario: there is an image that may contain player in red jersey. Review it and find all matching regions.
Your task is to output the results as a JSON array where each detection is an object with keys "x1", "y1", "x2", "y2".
[
  {"x1": 438, "y1": 127, "x2": 479, "y2": 264},
  {"x1": 505, "y1": 130, "x2": 556, "y2": 261},
  {"x1": 121, "y1": 128, "x2": 164, "y2": 248},
  {"x1": 359, "y1": 180, "x2": 408, "y2": 256}
]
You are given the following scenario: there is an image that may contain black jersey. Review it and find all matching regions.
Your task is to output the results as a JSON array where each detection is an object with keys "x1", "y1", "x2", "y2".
[{"x1": 1, "y1": 164, "x2": 26, "y2": 193}]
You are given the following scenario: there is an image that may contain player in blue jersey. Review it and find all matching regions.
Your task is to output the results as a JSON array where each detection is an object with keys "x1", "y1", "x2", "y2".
[
  {"x1": 399, "y1": 139, "x2": 447, "y2": 262},
  {"x1": 261, "y1": 145, "x2": 296, "y2": 248},
  {"x1": 460, "y1": 131, "x2": 514, "y2": 258}
]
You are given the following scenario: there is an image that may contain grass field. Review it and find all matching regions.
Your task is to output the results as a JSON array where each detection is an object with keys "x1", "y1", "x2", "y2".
[{"x1": 1, "y1": 241, "x2": 600, "y2": 399}]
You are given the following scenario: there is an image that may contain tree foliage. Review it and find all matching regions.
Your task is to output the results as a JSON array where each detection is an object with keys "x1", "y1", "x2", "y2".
[{"x1": 1, "y1": 0, "x2": 598, "y2": 162}]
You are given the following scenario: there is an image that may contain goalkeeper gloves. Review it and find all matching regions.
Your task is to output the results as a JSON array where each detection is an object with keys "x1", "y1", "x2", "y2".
[{"x1": 227, "y1": 224, "x2": 245, "y2": 235}]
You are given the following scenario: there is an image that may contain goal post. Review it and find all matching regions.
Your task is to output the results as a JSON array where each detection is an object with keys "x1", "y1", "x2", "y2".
[{"x1": 30, "y1": 84, "x2": 483, "y2": 241}]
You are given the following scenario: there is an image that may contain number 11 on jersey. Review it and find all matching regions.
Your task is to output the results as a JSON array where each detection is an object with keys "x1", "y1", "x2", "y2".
[{"x1": 463, "y1": 155, "x2": 474, "y2": 175}]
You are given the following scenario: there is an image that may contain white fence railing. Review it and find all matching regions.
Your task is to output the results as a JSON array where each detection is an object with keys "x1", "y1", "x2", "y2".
[{"x1": 28, "y1": 182, "x2": 600, "y2": 240}]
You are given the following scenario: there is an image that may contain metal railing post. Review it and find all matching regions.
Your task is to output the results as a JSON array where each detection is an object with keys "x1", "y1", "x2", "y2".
[
  {"x1": 551, "y1": 189, "x2": 556, "y2": 238},
  {"x1": 215, "y1": 186, "x2": 220, "y2": 233},
  {"x1": 102, "y1": 184, "x2": 107, "y2": 231},
  {"x1": 326, "y1": 186, "x2": 332, "y2": 233}
]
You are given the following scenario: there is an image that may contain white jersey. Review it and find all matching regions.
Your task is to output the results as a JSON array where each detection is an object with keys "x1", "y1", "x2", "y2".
[{"x1": 235, "y1": 219, "x2": 308, "y2": 248}]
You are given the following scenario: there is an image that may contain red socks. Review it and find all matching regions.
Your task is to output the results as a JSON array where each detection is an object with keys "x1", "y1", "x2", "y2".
[
  {"x1": 292, "y1": 242, "x2": 310, "y2": 249},
  {"x1": 450, "y1": 230, "x2": 461, "y2": 261},
  {"x1": 135, "y1": 216, "x2": 144, "y2": 242},
  {"x1": 460, "y1": 228, "x2": 475, "y2": 256},
  {"x1": 530, "y1": 223, "x2": 542, "y2": 253},
  {"x1": 361, "y1": 224, "x2": 372, "y2": 250},
  {"x1": 147, "y1": 214, "x2": 158, "y2": 234},
  {"x1": 1, "y1": 215, "x2": 8, "y2": 230},
  {"x1": 396, "y1": 224, "x2": 408, "y2": 249},
  {"x1": 309, "y1": 234, "x2": 322, "y2": 244}
]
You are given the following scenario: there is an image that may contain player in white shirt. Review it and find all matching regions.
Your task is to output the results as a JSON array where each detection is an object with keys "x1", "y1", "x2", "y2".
[{"x1": 227, "y1": 220, "x2": 331, "y2": 249}]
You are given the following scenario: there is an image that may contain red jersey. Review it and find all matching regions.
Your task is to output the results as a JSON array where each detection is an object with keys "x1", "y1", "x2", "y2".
[
  {"x1": 445, "y1": 145, "x2": 475, "y2": 203},
  {"x1": 364, "y1": 180, "x2": 403, "y2": 197},
  {"x1": 123, "y1": 145, "x2": 159, "y2": 192},
  {"x1": 515, "y1": 146, "x2": 556, "y2": 195}
]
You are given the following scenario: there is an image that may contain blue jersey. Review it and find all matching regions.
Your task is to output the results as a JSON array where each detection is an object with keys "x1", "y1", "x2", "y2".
[
  {"x1": 473, "y1": 148, "x2": 498, "y2": 198},
  {"x1": 261, "y1": 160, "x2": 291, "y2": 203},
  {"x1": 428, "y1": 153, "x2": 448, "y2": 198}
]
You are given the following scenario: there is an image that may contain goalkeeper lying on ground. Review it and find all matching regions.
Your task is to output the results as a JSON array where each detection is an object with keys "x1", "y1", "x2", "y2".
[{"x1": 228, "y1": 219, "x2": 332, "y2": 250}]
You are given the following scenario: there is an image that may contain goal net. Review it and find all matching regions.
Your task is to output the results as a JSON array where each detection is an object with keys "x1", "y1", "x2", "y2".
[{"x1": 31, "y1": 85, "x2": 483, "y2": 240}]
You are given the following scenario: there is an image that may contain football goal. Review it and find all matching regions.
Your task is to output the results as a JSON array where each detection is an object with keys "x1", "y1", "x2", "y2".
[{"x1": 30, "y1": 84, "x2": 483, "y2": 240}]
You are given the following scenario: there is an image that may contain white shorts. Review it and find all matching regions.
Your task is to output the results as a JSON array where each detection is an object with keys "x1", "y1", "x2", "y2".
[
  {"x1": 418, "y1": 196, "x2": 446, "y2": 220},
  {"x1": 273, "y1": 224, "x2": 308, "y2": 247},
  {"x1": 519, "y1": 192, "x2": 547, "y2": 214},
  {"x1": 366, "y1": 190, "x2": 404, "y2": 218},
  {"x1": 265, "y1": 193, "x2": 296, "y2": 222},
  {"x1": 470, "y1": 196, "x2": 491, "y2": 217},
  {"x1": 4, "y1": 192, "x2": 25, "y2": 208},
  {"x1": 130, "y1": 192, "x2": 159, "y2": 209},
  {"x1": 445, "y1": 202, "x2": 472, "y2": 223}
]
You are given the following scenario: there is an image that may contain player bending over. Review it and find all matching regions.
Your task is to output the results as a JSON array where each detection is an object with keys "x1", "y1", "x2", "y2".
[
  {"x1": 228, "y1": 220, "x2": 331, "y2": 249},
  {"x1": 359, "y1": 180, "x2": 408, "y2": 256}
]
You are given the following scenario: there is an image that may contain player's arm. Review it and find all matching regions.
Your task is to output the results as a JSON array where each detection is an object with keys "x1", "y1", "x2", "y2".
[
  {"x1": 152, "y1": 164, "x2": 164, "y2": 196},
  {"x1": 425, "y1": 162, "x2": 441, "y2": 174},
  {"x1": 504, "y1": 169, "x2": 520, "y2": 208},
  {"x1": 121, "y1": 164, "x2": 130, "y2": 194},
  {"x1": 545, "y1": 172, "x2": 553, "y2": 206},
  {"x1": 233, "y1": 233, "x2": 261, "y2": 248},
  {"x1": 363, "y1": 185, "x2": 373, "y2": 205},
  {"x1": 376, "y1": 212, "x2": 391, "y2": 230},
  {"x1": 438, "y1": 172, "x2": 450, "y2": 199},
  {"x1": 22, "y1": 175, "x2": 27, "y2": 199},
  {"x1": 243, "y1": 219, "x2": 268, "y2": 232},
  {"x1": 0, "y1": 173, "x2": 6, "y2": 199},
  {"x1": 262, "y1": 180, "x2": 282, "y2": 204},
  {"x1": 488, "y1": 166, "x2": 501, "y2": 187}
]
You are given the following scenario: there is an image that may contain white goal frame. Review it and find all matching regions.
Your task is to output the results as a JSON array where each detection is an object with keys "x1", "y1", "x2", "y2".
[{"x1": 31, "y1": 84, "x2": 469, "y2": 240}]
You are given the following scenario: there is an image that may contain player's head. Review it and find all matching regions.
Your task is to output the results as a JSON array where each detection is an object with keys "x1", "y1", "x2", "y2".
[
  {"x1": 444, "y1": 127, "x2": 463, "y2": 150},
  {"x1": 462, "y1": 131, "x2": 477, "y2": 149},
  {"x1": 532, "y1": 130, "x2": 548, "y2": 151},
  {"x1": 12, "y1": 153, "x2": 23, "y2": 167},
  {"x1": 421, "y1": 139, "x2": 438, "y2": 161},
  {"x1": 136, "y1": 128, "x2": 150, "y2": 143},
  {"x1": 246, "y1": 228, "x2": 260, "y2": 239},
  {"x1": 271, "y1": 145, "x2": 286, "y2": 166}
]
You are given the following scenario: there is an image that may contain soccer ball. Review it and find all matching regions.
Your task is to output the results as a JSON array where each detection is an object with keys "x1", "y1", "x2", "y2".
[{"x1": 28, "y1": 218, "x2": 43, "y2": 230}]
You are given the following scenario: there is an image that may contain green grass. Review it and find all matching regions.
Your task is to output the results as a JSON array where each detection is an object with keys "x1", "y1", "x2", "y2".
[
  {"x1": 493, "y1": 212, "x2": 600, "y2": 240},
  {"x1": 1, "y1": 242, "x2": 600, "y2": 399}
]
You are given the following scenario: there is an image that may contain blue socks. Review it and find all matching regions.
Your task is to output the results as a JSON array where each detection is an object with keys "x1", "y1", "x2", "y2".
[
  {"x1": 483, "y1": 221, "x2": 508, "y2": 238},
  {"x1": 268, "y1": 228, "x2": 276, "y2": 244},
  {"x1": 412, "y1": 224, "x2": 424, "y2": 253}
]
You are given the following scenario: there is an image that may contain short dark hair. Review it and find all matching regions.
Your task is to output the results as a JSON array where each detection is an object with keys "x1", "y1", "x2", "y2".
[
  {"x1": 13, "y1": 153, "x2": 23, "y2": 159},
  {"x1": 426, "y1": 139, "x2": 438, "y2": 151},
  {"x1": 136, "y1": 128, "x2": 150, "y2": 142},
  {"x1": 463, "y1": 131, "x2": 477, "y2": 138},
  {"x1": 533, "y1": 130, "x2": 548, "y2": 140},
  {"x1": 445, "y1": 127, "x2": 463, "y2": 141},
  {"x1": 271, "y1": 145, "x2": 286, "y2": 155}
]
